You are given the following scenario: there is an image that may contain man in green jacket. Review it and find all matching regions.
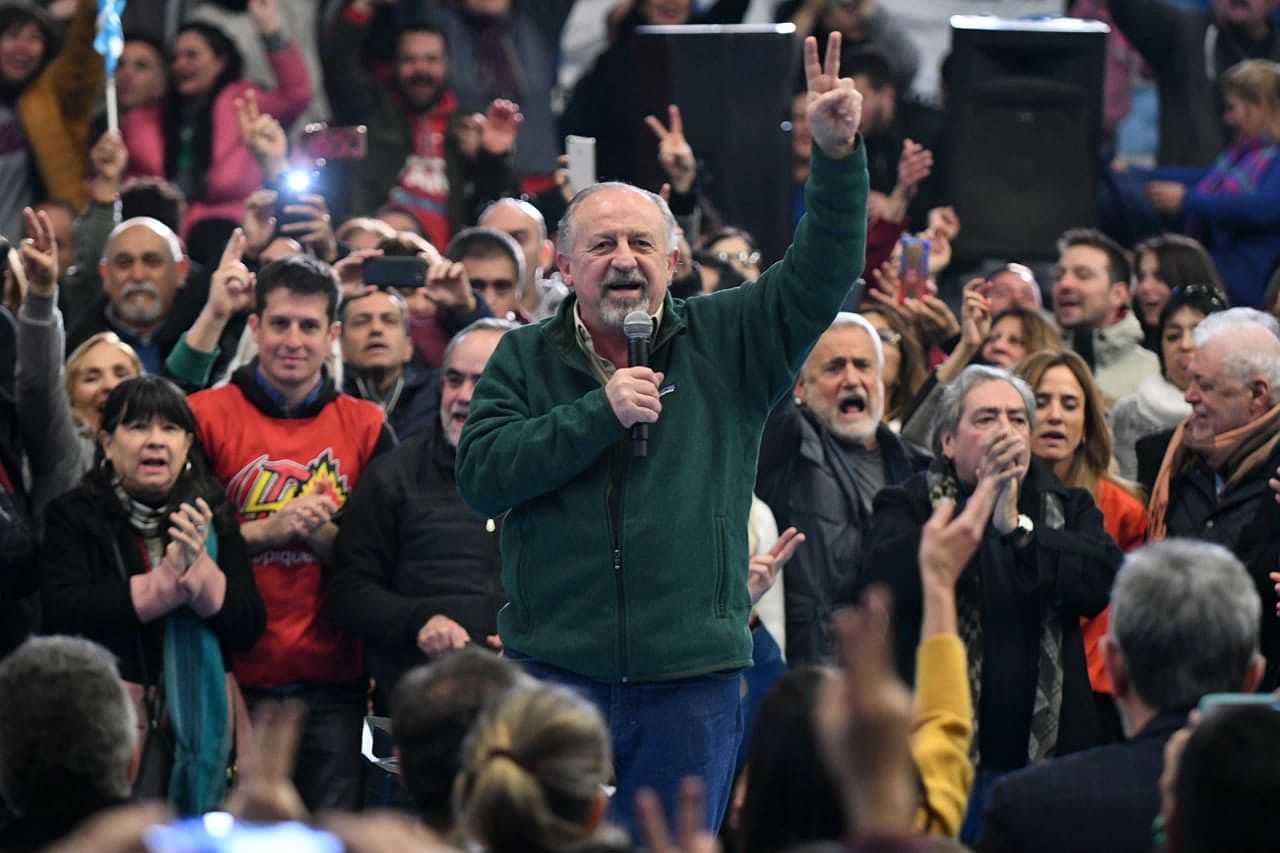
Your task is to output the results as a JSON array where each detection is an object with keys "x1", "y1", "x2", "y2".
[{"x1": 456, "y1": 33, "x2": 868, "y2": 836}]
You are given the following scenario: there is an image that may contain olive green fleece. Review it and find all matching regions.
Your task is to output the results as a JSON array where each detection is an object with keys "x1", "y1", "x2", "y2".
[{"x1": 456, "y1": 143, "x2": 869, "y2": 682}]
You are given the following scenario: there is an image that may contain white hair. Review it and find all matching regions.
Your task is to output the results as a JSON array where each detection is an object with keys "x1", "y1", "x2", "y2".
[
  {"x1": 826, "y1": 311, "x2": 885, "y2": 370},
  {"x1": 1194, "y1": 308, "x2": 1280, "y2": 404},
  {"x1": 101, "y1": 216, "x2": 184, "y2": 263}
]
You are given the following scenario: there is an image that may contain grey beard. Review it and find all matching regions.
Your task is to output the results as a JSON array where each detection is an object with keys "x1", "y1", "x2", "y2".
[
  {"x1": 117, "y1": 282, "x2": 164, "y2": 326},
  {"x1": 598, "y1": 293, "x2": 649, "y2": 329}
]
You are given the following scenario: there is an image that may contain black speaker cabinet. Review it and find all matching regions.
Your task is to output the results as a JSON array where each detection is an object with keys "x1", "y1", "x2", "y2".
[
  {"x1": 946, "y1": 16, "x2": 1108, "y2": 264},
  {"x1": 629, "y1": 25, "x2": 800, "y2": 267}
]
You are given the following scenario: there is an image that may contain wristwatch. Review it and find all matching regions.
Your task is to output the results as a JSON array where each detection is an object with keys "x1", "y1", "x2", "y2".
[{"x1": 1006, "y1": 513, "x2": 1035, "y2": 548}]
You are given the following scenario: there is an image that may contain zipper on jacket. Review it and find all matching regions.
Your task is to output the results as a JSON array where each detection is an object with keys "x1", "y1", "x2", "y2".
[{"x1": 606, "y1": 444, "x2": 630, "y2": 682}]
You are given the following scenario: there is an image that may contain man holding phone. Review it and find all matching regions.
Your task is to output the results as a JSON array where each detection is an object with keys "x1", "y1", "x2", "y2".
[{"x1": 457, "y1": 34, "x2": 867, "y2": 836}]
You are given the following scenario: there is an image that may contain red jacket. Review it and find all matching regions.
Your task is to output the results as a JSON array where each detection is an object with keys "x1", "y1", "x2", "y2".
[
  {"x1": 121, "y1": 42, "x2": 312, "y2": 239},
  {"x1": 190, "y1": 366, "x2": 392, "y2": 689}
]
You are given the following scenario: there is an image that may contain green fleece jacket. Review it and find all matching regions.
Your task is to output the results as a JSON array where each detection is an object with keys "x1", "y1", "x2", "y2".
[{"x1": 456, "y1": 145, "x2": 869, "y2": 682}]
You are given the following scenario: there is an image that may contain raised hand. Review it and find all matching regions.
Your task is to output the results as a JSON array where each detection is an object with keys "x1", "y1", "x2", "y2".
[
  {"x1": 814, "y1": 588, "x2": 916, "y2": 835},
  {"x1": 959, "y1": 277, "x2": 992, "y2": 349},
  {"x1": 19, "y1": 206, "x2": 57, "y2": 297},
  {"x1": 209, "y1": 228, "x2": 256, "y2": 321},
  {"x1": 423, "y1": 258, "x2": 476, "y2": 312},
  {"x1": 479, "y1": 98, "x2": 523, "y2": 157},
  {"x1": 749, "y1": 526, "x2": 805, "y2": 604},
  {"x1": 893, "y1": 139, "x2": 932, "y2": 198},
  {"x1": 278, "y1": 192, "x2": 338, "y2": 262},
  {"x1": 803, "y1": 33, "x2": 862, "y2": 159},
  {"x1": 605, "y1": 367, "x2": 664, "y2": 429},
  {"x1": 645, "y1": 104, "x2": 696, "y2": 194},
  {"x1": 225, "y1": 700, "x2": 308, "y2": 823},
  {"x1": 976, "y1": 431, "x2": 1028, "y2": 534},
  {"x1": 635, "y1": 778, "x2": 722, "y2": 853},
  {"x1": 89, "y1": 130, "x2": 129, "y2": 202},
  {"x1": 235, "y1": 91, "x2": 288, "y2": 179},
  {"x1": 248, "y1": 0, "x2": 282, "y2": 37},
  {"x1": 165, "y1": 498, "x2": 214, "y2": 575},
  {"x1": 920, "y1": 475, "x2": 997, "y2": 591}
]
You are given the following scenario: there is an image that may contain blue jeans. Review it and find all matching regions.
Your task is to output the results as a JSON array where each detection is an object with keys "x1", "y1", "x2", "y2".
[{"x1": 515, "y1": 656, "x2": 743, "y2": 843}]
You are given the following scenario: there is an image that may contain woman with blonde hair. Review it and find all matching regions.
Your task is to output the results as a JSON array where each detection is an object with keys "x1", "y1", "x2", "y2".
[
  {"x1": 455, "y1": 684, "x2": 626, "y2": 853},
  {"x1": 1143, "y1": 58, "x2": 1280, "y2": 307},
  {"x1": 1014, "y1": 349, "x2": 1147, "y2": 739}
]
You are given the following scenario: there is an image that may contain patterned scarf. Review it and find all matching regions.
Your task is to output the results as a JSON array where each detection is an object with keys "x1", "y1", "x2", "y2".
[
  {"x1": 1148, "y1": 402, "x2": 1280, "y2": 541},
  {"x1": 926, "y1": 460, "x2": 1064, "y2": 766},
  {"x1": 1196, "y1": 137, "x2": 1279, "y2": 196}
]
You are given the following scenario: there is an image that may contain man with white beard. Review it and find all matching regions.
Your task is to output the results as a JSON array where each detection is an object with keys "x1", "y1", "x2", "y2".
[
  {"x1": 65, "y1": 216, "x2": 203, "y2": 374},
  {"x1": 756, "y1": 311, "x2": 927, "y2": 664},
  {"x1": 330, "y1": 317, "x2": 517, "y2": 712}
]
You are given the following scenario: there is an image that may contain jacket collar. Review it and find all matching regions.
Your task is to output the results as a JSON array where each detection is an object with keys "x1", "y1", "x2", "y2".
[
  {"x1": 545, "y1": 290, "x2": 688, "y2": 372},
  {"x1": 231, "y1": 359, "x2": 339, "y2": 419},
  {"x1": 1093, "y1": 312, "x2": 1146, "y2": 368}
]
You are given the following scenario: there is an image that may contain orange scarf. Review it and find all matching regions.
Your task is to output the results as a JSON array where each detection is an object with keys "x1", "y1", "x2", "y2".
[{"x1": 1148, "y1": 403, "x2": 1280, "y2": 541}]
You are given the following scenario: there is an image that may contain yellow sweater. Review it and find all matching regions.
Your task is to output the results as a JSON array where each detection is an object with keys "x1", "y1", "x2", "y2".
[
  {"x1": 910, "y1": 634, "x2": 974, "y2": 838},
  {"x1": 18, "y1": 0, "x2": 103, "y2": 211}
]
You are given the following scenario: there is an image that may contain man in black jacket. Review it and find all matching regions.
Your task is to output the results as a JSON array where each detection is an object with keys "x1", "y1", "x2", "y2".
[
  {"x1": 977, "y1": 538, "x2": 1265, "y2": 853},
  {"x1": 330, "y1": 317, "x2": 516, "y2": 711},
  {"x1": 757, "y1": 311, "x2": 925, "y2": 664},
  {"x1": 860, "y1": 364, "x2": 1123, "y2": 842}
]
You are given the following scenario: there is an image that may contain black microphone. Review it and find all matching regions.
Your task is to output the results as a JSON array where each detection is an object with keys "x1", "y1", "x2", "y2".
[{"x1": 624, "y1": 310, "x2": 653, "y2": 458}]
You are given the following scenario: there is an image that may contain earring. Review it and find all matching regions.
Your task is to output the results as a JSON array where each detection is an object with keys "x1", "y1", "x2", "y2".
[
  {"x1": 184, "y1": 459, "x2": 192, "y2": 474},
  {"x1": 793, "y1": 396, "x2": 804, "y2": 407}
]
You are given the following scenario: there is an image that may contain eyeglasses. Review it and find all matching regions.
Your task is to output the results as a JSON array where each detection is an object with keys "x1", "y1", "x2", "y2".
[
  {"x1": 715, "y1": 250, "x2": 761, "y2": 268},
  {"x1": 471, "y1": 278, "x2": 516, "y2": 295},
  {"x1": 876, "y1": 328, "x2": 902, "y2": 346}
]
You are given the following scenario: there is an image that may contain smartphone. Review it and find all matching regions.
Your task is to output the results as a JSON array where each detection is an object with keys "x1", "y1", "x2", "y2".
[
  {"x1": 299, "y1": 123, "x2": 368, "y2": 162},
  {"x1": 274, "y1": 169, "x2": 319, "y2": 231},
  {"x1": 363, "y1": 256, "x2": 427, "y2": 290},
  {"x1": 566, "y1": 134, "x2": 596, "y2": 192},
  {"x1": 898, "y1": 236, "x2": 930, "y2": 303},
  {"x1": 1198, "y1": 693, "x2": 1280, "y2": 712},
  {"x1": 144, "y1": 814, "x2": 343, "y2": 853}
]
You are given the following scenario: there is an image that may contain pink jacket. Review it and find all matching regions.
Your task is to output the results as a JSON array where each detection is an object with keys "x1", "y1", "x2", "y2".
[{"x1": 121, "y1": 41, "x2": 312, "y2": 238}]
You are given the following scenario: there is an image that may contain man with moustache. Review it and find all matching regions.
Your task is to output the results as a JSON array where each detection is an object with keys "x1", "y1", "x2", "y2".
[
  {"x1": 456, "y1": 34, "x2": 868, "y2": 835},
  {"x1": 322, "y1": 2, "x2": 519, "y2": 247},
  {"x1": 756, "y1": 312, "x2": 926, "y2": 665},
  {"x1": 65, "y1": 217, "x2": 218, "y2": 374},
  {"x1": 331, "y1": 318, "x2": 515, "y2": 712}
]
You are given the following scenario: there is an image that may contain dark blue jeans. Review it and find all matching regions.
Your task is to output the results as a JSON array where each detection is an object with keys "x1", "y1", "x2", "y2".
[{"x1": 515, "y1": 656, "x2": 744, "y2": 843}]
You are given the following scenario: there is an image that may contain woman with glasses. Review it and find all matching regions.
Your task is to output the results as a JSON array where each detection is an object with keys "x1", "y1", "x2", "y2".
[
  {"x1": 1111, "y1": 284, "x2": 1229, "y2": 485},
  {"x1": 861, "y1": 305, "x2": 927, "y2": 431}
]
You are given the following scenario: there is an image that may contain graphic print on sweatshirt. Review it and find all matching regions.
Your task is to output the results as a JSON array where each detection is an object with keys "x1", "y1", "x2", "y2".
[{"x1": 225, "y1": 449, "x2": 351, "y2": 519}]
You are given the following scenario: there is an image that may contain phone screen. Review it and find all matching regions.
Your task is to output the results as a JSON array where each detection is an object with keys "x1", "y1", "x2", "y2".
[{"x1": 898, "y1": 237, "x2": 930, "y2": 303}]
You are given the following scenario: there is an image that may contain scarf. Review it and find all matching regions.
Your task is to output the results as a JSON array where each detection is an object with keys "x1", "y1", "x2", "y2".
[
  {"x1": 927, "y1": 460, "x2": 1064, "y2": 766},
  {"x1": 1148, "y1": 402, "x2": 1280, "y2": 541},
  {"x1": 1195, "y1": 137, "x2": 1279, "y2": 196},
  {"x1": 115, "y1": 479, "x2": 231, "y2": 815}
]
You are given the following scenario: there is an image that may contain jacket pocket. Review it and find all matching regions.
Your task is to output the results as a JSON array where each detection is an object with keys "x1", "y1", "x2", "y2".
[{"x1": 715, "y1": 514, "x2": 729, "y2": 618}]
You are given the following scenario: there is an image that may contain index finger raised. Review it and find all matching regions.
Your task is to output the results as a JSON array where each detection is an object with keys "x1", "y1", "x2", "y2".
[{"x1": 219, "y1": 228, "x2": 247, "y2": 268}]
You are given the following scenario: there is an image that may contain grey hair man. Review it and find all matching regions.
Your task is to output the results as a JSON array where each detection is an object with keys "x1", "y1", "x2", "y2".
[
  {"x1": 757, "y1": 311, "x2": 926, "y2": 664},
  {"x1": 977, "y1": 539, "x2": 1265, "y2": 853},
  {"x1": 862, "y1": 363, "x2": 1123, "y2": 833},
  {"x1": 1150, "y1": 307, "x2": 1280, "y2": 686},
  {"x1": 65, "y1": 215, "x2": 197, "y2": 374},
  {"x1": 478, "y1": 198, "x2": 563, "y2": 320},
  {"x1": 0, "y1": 636, "x2": 138, "y2": 851}
]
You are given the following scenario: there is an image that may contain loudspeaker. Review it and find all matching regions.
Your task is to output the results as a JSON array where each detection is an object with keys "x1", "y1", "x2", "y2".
[
  {"x1": 628, "y1": 25, "x2": 800, "y2": 267},
  {"x1": 945, "y1": 16, "x2": 1108, "y2": 263}
]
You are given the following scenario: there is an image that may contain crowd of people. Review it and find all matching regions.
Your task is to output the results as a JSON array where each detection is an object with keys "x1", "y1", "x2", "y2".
[{"x1": 1, "y1": 0, "x2": 1280, "y2": 852}]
